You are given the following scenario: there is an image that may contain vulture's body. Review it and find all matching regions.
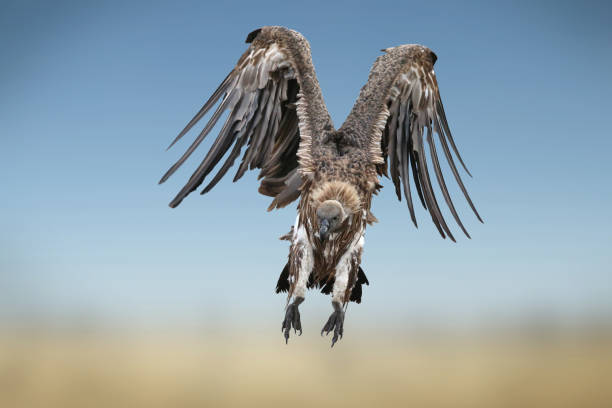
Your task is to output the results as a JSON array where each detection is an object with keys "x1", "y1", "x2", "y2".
[{"x1": 160, "y1": 27, "x2": 482, "y2": 346}]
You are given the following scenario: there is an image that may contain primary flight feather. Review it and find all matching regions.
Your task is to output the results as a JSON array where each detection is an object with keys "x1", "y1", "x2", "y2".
[{"x1": 160, "y1": 26, "x2": 482, "y2": 346}]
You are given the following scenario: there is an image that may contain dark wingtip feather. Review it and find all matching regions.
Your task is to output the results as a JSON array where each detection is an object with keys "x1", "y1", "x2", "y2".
[
  {"x1": 165, "y1": 128, "x2": 188, "y2": 151},
  {"x1": 413, "y1": 125, "x2": 454, "y2": 241},
  {"x1": 436, "y1": 99, "x2": 473, "y2": 177},
  {"x1": 430, "y1": 51, "x2": 438, "y2": 65},
  {"x1": 166, "y1": 133, "x2": 183, "y2": 151},
  {"x1": 435, "y1": 115, "x2": 483, "y2": 224},
  {"x1": 246, "y1": 28, "x2": 262, "y2": 43},
  {"x1": 463, "y1": 165, "x2": 473, "y2": 178},
  {"x1": 168, "y1": 183, "x2": 197, "y2": 208},
  {"x1": 428, "y1": 123, "x2": 473, "y2": 239},
  {"x1": 159, "y1": 163, "x2": 179, "y2": 185}
]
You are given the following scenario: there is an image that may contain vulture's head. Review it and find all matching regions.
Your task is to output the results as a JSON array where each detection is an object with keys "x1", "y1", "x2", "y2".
[{"x1": 316, "y1": 200, "x2": 348, "y2": 241}]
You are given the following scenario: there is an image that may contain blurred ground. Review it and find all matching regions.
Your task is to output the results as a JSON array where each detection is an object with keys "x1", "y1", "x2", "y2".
[{"x1": 1, "y1": 327, "x2": 611, "y2": 408}]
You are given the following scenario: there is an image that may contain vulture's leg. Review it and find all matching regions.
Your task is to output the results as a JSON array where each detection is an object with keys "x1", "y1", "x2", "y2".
[
  {"x1": 322, "y1": 234, "x2": 364, "y2": 347},
  {"x1": 282, "y1": 222, "x2": 313, "y2": 344},
  {"x1": 321, "y1": 269, "x2": 348, "y2": 346}
]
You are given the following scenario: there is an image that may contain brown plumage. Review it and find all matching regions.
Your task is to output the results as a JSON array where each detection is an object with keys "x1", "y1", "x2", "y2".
[{"x1": 160, "y1": 26, "x2": 482, "y2": 345}]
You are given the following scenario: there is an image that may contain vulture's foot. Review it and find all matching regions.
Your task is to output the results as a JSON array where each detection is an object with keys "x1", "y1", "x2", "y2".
[
  {"x1": 321, "y1": 301, "x2": 345, "y2": 347},
  {"x1": 282, "y1": 296, "x2": 304, "y2": 344}
]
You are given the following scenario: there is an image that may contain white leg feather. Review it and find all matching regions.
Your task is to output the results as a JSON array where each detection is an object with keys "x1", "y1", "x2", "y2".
[
  {"x1": 291, "y1": 218, "x2": 314, "y2": 300},
  {"x1": 332, "y1": 233, "x2": 364, "y2": 304}
]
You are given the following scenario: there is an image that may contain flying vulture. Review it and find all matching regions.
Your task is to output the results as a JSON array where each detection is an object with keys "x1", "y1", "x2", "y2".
[{"x1": 160, "y1": 26, "x2": 482, "y2": 346}]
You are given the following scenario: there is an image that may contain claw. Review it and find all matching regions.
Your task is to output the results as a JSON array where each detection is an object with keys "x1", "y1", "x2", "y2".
[
  {"x1": 293, "y1": 307, "x2": 302, "y2": 335},
  {"x1": 322, "y1": 303, "x2": 345, "y2": 347},
  {"x1": 281, "y1": 297, "x2": 304, "y2": 344}
]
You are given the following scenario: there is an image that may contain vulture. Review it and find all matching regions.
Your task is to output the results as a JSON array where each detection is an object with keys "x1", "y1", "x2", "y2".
[{"x1": 160, "y1": 26, "x2": 482, "y2": 346}]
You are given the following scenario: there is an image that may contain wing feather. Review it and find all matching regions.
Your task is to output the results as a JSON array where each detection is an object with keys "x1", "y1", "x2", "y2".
[
  {"x1": 399, "y1": 112, "x2": 418, "y2": 227},
  {"x1": 161, "y1": 26, "x2": 332, "y2": 208},
  {"x1": 165, "y1": 72, "x2": 234, "y2": 151},
  {"x1": 386, "y1": 95, "x2": 402, "y2": 200},
  {"x1": 341, "y1": 45, "x2": 482, "y2": 239}
]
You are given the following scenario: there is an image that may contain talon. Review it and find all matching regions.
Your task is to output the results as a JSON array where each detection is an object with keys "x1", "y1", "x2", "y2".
[
  {"x1": 321, "y1": 305, "x2": 345, "y2": 347},
  {"x1": 281, "y1": 300, "x2": 303, "y2": 344}
]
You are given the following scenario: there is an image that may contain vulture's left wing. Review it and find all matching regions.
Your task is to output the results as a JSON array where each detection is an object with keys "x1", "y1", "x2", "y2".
[
  {"x1": 340, "y1": 45, "x2": 482, "y2": 241},
  {"x1": 160, "y1": 26, "x2": 332, "y2": 208}
]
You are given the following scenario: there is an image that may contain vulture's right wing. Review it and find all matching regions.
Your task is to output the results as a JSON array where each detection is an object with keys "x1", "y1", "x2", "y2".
[{"x1": 160, "y1": 26, "x2": 332, "y2": 209}]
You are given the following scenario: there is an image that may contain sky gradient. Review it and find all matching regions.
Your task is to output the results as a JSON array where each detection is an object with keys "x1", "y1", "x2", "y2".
[{"x1": 1, "y1": 0, "x2": 611, "y2": 329}]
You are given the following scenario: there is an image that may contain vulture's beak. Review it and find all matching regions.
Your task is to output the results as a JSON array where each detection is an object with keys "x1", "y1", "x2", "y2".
[{"x1": 319, "y1": 219, "x2": 330, "y2": 241}]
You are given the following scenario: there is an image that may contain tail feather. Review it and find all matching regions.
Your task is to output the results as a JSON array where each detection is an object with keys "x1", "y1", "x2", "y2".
[
  {"x1": 275, "y1": 263, "x2": 290, "y2": 293},
  {"x1": 349, "y1": 266, "x2": 369, "y2": 304}
]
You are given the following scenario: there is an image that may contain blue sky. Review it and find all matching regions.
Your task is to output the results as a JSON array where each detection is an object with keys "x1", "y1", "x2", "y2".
[{"x1": 1, "y1": 0, "x2": 611, "y2": 328}]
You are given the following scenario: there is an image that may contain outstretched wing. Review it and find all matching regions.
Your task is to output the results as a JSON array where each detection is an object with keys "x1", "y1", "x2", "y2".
[
  {"x1": 160, "y1": 26, "x2": 332, "y2": 209},
  {"x1": 340, "y1": 45, "x2": 482, "y2": 241}
]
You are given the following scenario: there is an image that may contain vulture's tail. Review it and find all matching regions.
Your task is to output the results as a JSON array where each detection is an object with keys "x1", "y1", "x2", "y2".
[{"x1": 275, "y1": 263, "x2": 291, "y2": 293}]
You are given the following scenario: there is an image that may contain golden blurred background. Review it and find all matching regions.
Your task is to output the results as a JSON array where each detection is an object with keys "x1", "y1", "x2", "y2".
[{"x1": 1, "y1": 325, "x2": 611, "y2": 408}]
